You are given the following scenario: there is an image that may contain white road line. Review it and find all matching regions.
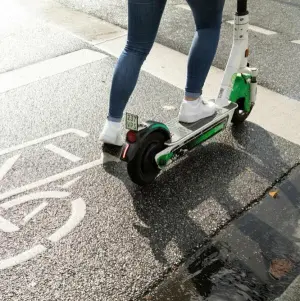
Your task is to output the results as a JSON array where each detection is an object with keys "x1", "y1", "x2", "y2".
[
  {"x1": 176, "y1": 4, "x2": 191, "y2": 11},
  {"x1": 0, "y1": 159, "x2": 103, "y2": 201},
  {"x1": 226, "y1": 20, "x2": 277, "y2": 35},
  {"x1": 22, "y1": 201, "x2": 48, "y2": 225},
  {"x1": 100, "y1": 152, "x2": 120, "y2": 164},
  {"x1": 0, "y1": 49, "x2": 108, "y2": 94},
  {"x1": 60, "y1": 176, "x2": 82, "y2": 189},
  {"x1": 0, "y1": 191, "x2": 70, "y2": 209},
  {"x1": 176, "y1": 5, "x2": 278, "y2": 36},
  {"x1": 292, "y1": 40, "x2": 300, "y2": 45},
  {"x1": 48, "y1": 198, "x2": 86, "y2": 243},
  {"x1": 163, "y1": 105, "x2": 176, "y2": 111},
  {"x1": 44, "y1": 144, "x2": 82, "y2": 163},
  {"x1": 97, "y1": 36, "x2": 223, "y2": 100},
  {"x1": 0, "y1": 129, "x2": 88, "y2": 157},
  {"x1": 39, "y1": 0, "x2": 127, "y2": 45},
  {"x1": 0, "y1": 216, "x2": 19, "y2": 233},
  {"x1": 0, "y1": 154, "x2": 20, "y2": 181},
  {"x1": 96, "y1": 30, "x2": 300, "y2": 147},
  {"x1": 0, "y1": 244, "x2": 47, "y2": 270}
]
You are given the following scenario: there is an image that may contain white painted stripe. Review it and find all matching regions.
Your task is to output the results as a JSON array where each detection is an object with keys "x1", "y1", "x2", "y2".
[
  {"x1": 60, "y1": 176, "x2": 82, "y2": 189},
  {"x1": 48, "y1": 198, "x2": 86, "y2": 242},
  {"x1": 176, "y1": 4, "x2": 191, "y2": 11},
  {"x1": 97, "y1": 36, "x2": 222, "y2": 101},
  {"x1": 0, "y1": 216, "x2": 19, "y2": 233},
  {"x1": 247, "y1": 88, "x2": 300, "y2": 146},
  {"x1": 0, "y1": 49, "x2": 107, "y2": 94},
  {"x1": 292, "y1": 40, "x2": 300, "y2": 45},
  {"x1": 227, "y1": 20, "x2": 277, "y2": 35},
  {"x1": 97, "y1": 33, "x2": 300, "y2": 147},
  {"x1": 176, "y1": 5, "x2": 278, "y2": 36},
  {"x1": 41, "y1": 1, "x2": 127, "y2": 45},
  {"x1": 1, "y1": 191, "x2": 69, "y2": 209},
  {"x1": 0, "y1": 159, "x2": 103, "y2": 201},
  {"x1": 0, "y1": 245, "x2": 47, "y2": 270},
  {"x1": 0, "y1": 154, "x2": 20, "y2": 181},
  {"x1": 163, "y1": 105, "x2": 176, "y2": 111},
  {"x1": 44, "y1": 144, "x2": 81, "y2": 162},
  {"x1": 0, "y1": 129, "x2": 88, "y2": 157},
  {"x1": 22, "y1": 201, "x2": 48, "y2": 225},
  {"x1": 100, "y1": 152, "x2": 120, "y2": 164}
]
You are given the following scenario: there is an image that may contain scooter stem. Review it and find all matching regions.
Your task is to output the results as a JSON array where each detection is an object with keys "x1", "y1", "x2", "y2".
[
  {"x1": 237, "y1": 0, "x2": 248, "y2": 16},
  {"x1": 215, "y1": 0, "x2": 250, "y2": 107}
]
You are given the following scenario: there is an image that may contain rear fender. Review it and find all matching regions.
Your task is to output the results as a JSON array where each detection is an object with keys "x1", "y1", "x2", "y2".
[{"x1": 120, "y1": 122, "x2": 170, "y2": 162}]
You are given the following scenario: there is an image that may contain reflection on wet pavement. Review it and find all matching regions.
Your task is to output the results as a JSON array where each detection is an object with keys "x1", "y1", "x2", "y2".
[{"x1": 144, "y1": 166, "x2": 300, "y2": 300}]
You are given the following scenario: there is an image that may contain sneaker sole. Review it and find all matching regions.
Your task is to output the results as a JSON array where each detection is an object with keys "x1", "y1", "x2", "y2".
[
  {"x1": 99, "y1": 135, "x2": 123, "y2": 147},
  {"x1": 178, "y1": 111, "x2": 216, "y2": 123}
]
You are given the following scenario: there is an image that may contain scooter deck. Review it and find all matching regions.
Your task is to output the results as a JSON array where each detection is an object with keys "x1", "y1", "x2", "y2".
[{"x1": 165, "y1": 102, "x2": 237, "y2": 146}]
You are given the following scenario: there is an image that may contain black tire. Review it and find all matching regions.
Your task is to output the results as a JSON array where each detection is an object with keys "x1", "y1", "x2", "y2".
[
  {"x1": 231, "y1": 97, "x2": 254, "y2": 125},
  {"x1": 127, "y1": 131, "x2": 166, "y2": 186}
]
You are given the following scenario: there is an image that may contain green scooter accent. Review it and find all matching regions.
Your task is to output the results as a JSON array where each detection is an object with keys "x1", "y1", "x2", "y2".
[
  {"x1": 157, "y1": 121, "x2": 227, "y2": 168},
  {"x1": 229, "y1": 73, "x2": 252, "y2": 112},
  {"x1": 157, "y1": 152, "x2": 174, "y2": 167}
]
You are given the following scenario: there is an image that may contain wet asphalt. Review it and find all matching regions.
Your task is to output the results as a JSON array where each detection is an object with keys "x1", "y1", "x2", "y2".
[
  {"x1": 0, "y1": 57, "x2": 300, "y2": 300},
  {"x1": 1, "y1": 1, "x2": 300, "y2": 301},
  {"x1": 146, "y1": 165, "x2": 300, "y2": 301}
]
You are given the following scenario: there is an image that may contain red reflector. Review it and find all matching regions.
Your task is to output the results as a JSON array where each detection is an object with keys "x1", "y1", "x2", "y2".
[
  {"x1": 122, "y1": 143, "x2": 130, "y2": 159},
  {"x1": 127, "y1": 130, "x2": 137, "y2": 143}
]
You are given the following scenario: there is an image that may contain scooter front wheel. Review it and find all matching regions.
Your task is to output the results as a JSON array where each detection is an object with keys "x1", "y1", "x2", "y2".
[
  {"x1": 231, "y1": 97, "x2": 254, "y2": 125},
  {"x1": 127, "y1": 131, "x2": 166, "y2": 186}
]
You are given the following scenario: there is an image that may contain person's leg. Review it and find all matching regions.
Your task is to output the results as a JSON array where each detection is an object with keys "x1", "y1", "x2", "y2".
[
  {"x1": 179, "y1": 0, "x2": 225, "y2": 123},
  {"x1": 100, "y1": 0, "x2": 167, "y2": 145},
  {"x1": 185, "y1": 0, "x2": 224, "y2": 99}
]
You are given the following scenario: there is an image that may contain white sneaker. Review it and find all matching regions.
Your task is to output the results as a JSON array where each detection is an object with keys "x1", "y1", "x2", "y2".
[
  {"x1": 99, "y1": 120, "x2": 124, "y2": 146},
  {"x1": 178, "y1": 97, "x2": 216, "y2": 123}
]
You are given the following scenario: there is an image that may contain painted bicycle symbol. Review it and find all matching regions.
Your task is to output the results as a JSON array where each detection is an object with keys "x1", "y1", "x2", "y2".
[
  {"x1": 0, "y1": 189, "x2": 85, "y2": 270},
  {"x1": 0, "y1": 128, "x2": 115, "y2": 270}
]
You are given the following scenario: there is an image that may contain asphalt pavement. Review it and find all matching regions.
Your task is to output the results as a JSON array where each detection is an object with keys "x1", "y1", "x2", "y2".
[
  {"x1": 1, "y1": 51, "x2": 300, "y2": 301},
  {"x1": 0, "y1": 0, "x2": 92, "y2": 73},
  {"x1": 0, "y1": 1, "x2": 300, "y2": 300}
]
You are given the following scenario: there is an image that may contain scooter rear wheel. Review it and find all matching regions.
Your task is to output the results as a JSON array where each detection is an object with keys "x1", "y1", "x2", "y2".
[{"x1": 127, "y1": 131, "x2": 166, "y2": 186}]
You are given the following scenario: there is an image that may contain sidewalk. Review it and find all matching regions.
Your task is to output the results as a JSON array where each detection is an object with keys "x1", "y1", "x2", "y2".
[{"x1": 275, "y1": 275, "x2": 300, "y2": 301}]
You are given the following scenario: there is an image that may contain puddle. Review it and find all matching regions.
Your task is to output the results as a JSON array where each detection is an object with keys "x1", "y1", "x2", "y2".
[
  {"x1": 147, "y1": 242, "x2": 300, "y2": 301},
  {"x1": 145, "y1": 167, "x2": 300, "y2": 301}
]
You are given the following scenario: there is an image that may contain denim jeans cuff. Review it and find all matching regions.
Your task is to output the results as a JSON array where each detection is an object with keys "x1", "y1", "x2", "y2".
[
  {"x1": 185, "y1": 91, "x2": 202, "y2": 98},
  {"x1": 107, "y1": 116, "x2": 122, "y2": 123}
]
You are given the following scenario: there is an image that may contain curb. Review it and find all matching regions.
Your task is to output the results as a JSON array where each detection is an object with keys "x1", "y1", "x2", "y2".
[{"x1": 274, "y1": 275, "x2": 300, "y2": 301}]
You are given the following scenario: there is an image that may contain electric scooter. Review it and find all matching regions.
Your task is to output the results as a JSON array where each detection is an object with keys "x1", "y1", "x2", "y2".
[{"x1": 120, "y1": 0, "x2": 258, "y2": 186}]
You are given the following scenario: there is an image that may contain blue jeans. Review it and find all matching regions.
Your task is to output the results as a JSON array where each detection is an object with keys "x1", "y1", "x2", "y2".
[{"x1": 108, "y1": 0, "x2": 225, "y2": 122}]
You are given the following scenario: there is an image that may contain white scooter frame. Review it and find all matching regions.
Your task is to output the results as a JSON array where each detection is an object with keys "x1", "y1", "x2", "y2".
[{"x1": 216, "y1": 12, "x2": 258, "y2": 108}]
